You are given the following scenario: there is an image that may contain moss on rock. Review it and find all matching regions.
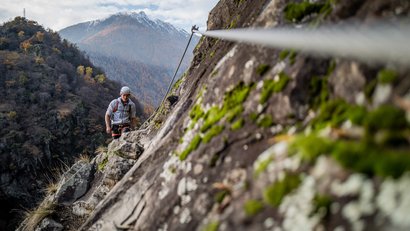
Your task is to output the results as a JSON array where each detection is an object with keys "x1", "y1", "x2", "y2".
[
  {"x1": 377, "y1": 69, "x2": 397, "y2": 84},
  {"x1": 256, "y1": 64, "x2": 270, "y2": 76},
  {"x1": 260, "y1": 72, "x2": 290, "y2": 104},
  {"x1": 231, "y1": 118, "x2": 244, "y2": 131},
  {"x1": 203, "y1": 125, "x2": 224, "y2": 144},
  {"x1": 257, "y1": 114, "x2": 274, "y2": 128},
  {"x1": 284, "y1": 1, "x2": 332, "y2": 23},
  {"x1": 244, "y1": 199, "x2": 264, "y2": 216},
  {"x1": 179, "y1": 134, "x2": 202, "y2": 160},
  {"x1": 263, "y1": 174, "x2": 301, "y2": 207}
]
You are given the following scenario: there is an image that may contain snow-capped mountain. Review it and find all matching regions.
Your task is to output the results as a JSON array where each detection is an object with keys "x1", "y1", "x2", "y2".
[{"x1": 59, "y1": 11, "x2": 199, "y2": 106}]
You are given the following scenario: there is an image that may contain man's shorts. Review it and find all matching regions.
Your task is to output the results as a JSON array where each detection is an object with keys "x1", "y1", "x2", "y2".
[{"x1": 111, "y1": 124, "x2": 130, "y2": 139}]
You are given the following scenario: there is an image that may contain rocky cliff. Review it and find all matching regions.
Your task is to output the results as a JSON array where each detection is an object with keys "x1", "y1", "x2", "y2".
[{"x1": 20, "y1": 0, "x2": 410, "y2": 230}]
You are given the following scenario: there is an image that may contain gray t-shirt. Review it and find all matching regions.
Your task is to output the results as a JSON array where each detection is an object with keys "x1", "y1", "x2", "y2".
[{"x1": 106, "y1": 97, "x2": 136, "y2": 125}]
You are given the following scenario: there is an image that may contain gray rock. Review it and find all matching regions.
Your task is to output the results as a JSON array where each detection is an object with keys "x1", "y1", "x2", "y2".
[
  {"x1": 54, "y1": 161, "x2": 95, "y2": 205},
  {"x1": 34, "y1": 218, "x2": 63, "y2": 231},
  {"x1": 103, "y1": 155, "x2": 136, "y2": 181},
  {"x1": 108, "y1": 140, "x2": 144, "y2": 160}
]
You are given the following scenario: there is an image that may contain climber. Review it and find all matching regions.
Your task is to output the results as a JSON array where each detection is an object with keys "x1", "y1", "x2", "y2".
[{"x1": 105, "y1": 86, "x2": 137, "y2": 139}]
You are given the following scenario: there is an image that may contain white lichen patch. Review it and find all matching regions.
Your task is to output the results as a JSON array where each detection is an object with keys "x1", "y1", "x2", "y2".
[
  {"x1": 160, "y1": 154, "x2": 181, "y2": 183},
  {"x1": 332, "y1": 174, "x2": 375, "y2": 231},
  {"x1": 376, "y1": 173, "x2": 410, "y2": 229},
  {"x1": 227, "y1": 66, "x2": 236, "y2": 79},
  {"x1": 271, "y1": 61, "x2": 286, "y2": 75},
  {"x1": 264, "y1": 217, "x2": 275, "y2": 229},
  {"x1": 253, "y1": 142, "x2": 301, "y2": 183},
  {"x1": 331, "y1": 174, "x2": 366, "y2": 197},
  {"x1": 159, "y1": 154, "x2": 192, "y2": 200},
  {"x1": 215, "y1": 45, "x2": 238, "y2": 70},
  {"x1": 243, "y1": 58, "x2": 255, "y2": 83},
  {"x1": 373, "y1": 84, "x2": 392, "y2": 107},
  {"x1": 177, "y1": 177, "x2": 198, "y2": 196},
  {"x1": 179, "y1": 207, "x2": 192, "y2": 224},
  {"x1": 159, "y1": 186, "x2": 170, "y2": 200},
  {"x1": 279, "y1": 176, "x2": 322, "y2": 231},
  {"x1": 193, "y1": 164, "x2": 203, "y2": 175}
]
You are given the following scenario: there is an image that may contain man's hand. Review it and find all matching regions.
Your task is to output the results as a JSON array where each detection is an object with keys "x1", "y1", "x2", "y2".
[{"x1": 106, "y1": 127, "x2": 111, "y2": 134}]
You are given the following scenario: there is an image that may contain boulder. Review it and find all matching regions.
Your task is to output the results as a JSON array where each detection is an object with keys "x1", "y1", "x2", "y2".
[
  {"x1": 54, "y1": 161, "x2": 95, "y2": 205},
  {"x1": 34, "y1": 218, "x2": 63, "y2": 231}
]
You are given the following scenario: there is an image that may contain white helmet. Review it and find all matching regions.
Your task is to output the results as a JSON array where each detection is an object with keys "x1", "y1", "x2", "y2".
[{"x1": 120, "y1": 86, "x2": 131, "y2": 95}]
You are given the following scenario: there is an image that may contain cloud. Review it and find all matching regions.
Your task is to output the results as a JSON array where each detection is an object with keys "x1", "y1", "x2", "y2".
[{"x1": 0, "y1": 0, "x2": 218, "y2": 31}]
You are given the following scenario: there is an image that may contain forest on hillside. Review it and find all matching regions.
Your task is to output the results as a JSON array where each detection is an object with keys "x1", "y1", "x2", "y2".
[{"x1": 0, "y1": 17, "x2": 145, "y2": 230}]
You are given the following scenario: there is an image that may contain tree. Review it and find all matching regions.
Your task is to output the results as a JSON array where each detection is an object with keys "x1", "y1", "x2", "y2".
[
  {"x1": 77, "y1": 65, "x2": 85, "y2": 76},
  {"x1": 35, "y1": 31, "x2": 44, "y2": 42},
  {"x1": 85, "y1": 67, "x2": 93, "y2": 77},
  {"x1": 95, "y1": 74, "x2": 106, "y2": 83},
  {"x1": 20, "y1": 40, "x2": 32, "y2": 52}
]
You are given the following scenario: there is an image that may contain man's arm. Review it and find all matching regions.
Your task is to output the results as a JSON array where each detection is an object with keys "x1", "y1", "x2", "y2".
[{"x1": 105, "y1": 113, "x2": 112, "y2": 134}]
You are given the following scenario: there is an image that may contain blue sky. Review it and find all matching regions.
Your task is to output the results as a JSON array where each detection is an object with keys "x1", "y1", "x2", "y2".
[{"x1": 0, "y1": 0, "x2": 219, "y2": 31}]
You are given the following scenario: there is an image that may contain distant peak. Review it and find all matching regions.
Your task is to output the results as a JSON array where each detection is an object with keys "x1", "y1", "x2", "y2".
[{"x1": 115, "y1": 11, "x2": 149, "y2": 19}]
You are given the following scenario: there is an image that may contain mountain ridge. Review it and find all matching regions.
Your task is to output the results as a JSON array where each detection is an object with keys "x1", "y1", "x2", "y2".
[{"x1": 59, "y1": 11, "x2": 199, "y2": 107}]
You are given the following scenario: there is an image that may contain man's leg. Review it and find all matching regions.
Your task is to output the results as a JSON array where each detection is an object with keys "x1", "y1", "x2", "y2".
[{"x1": 111, "y1": 125, "x2": 121, "y2": 139}]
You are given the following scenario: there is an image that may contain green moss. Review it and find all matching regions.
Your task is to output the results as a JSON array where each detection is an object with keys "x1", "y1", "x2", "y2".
[
  {"x1": 256, "y1": 64, "x2": 270, "y2": 76},
  {"x1": 231, "y1": 118, "x2": 244, "y2": 131},
  {"x1": 260, "y1": 72, "x2": 291, "y2": 104},
  {"x1": 289, "y1": 50, "x2": 297, "y2": 65},
  {"x1": 244, "y1": 199, "x2": 264, "y2": 216},
  {"x1": 279, "y1": 50, "x2": 297, "y2": 64},
  {"x1": 249, "y1": 112, "x2": 259, "y2": 122},
  {"x1": 311, "y1": 194, "x2": 332, "y2": 216},
  {"x1": 377, "y1": 69, "x2": 397, "y2": 84},
  {"x1": 311, "y1": 99, "x2": 367, "y2": 130},
  {"x1": 210, "y1": 50, "x2": 215, "y2": 58},
  {"x1": 365, "y1": 105, "x2": 408, "y2": 132},
  {"x1": 291, "y1": 134, "x2": 410, "y2": 179},
  {"x1": 172, "y1": 73, "x2": 185, "y2": 92},
  {"x1": 254, "y1": 156, "x2": 273, "y2": 178},
  {"x1": 190, "y1": 103, "x2": 205, "y2": 124},
  {"x1": 224, "y1": 82, "x2": 253, "y2": 108},
  {"x1": 228, "y1": 17, "x2": 238, "y2": 29},
  {"x1": 98, "y1": 154, "x2": 109, "y2": 171},
  {"x1": 257, "y1": 114, "x2": 273, "y2": 128},
  {"x1": 263, "y1": 174, "x2": 301, "y2": 207},
  {"x1": 309, "y1": 75, "x2": 329, "y2": 109},
  {"x1": 234, "y1": 0, "x2": 246, "y2": 6},
  {"x1": 226, "y1": 105, "x2": 244, "y2": 123},
  {"x1": 279, "y1": 50, "x2": 290, "y2": 61},
  {"x1": 364, "y1": 79, "x2": 377, "y2": 100},
  {"x1": 203, "y1": 125, "x2": 224, "y2": 144},
  {"x1": 289, "y1": 135, "x2": 333, "y2": 162},
  {"x1": 201, "y1": 82, "x2": 252, "y2": 132},
  {"x1": 201, "y1": 106, "x2": 225, "y2": 132},
  {"x1": 284, "y1": 1, "x2": 332, "y2": 23},
  {"x1": 332, "y1": 140, "x2": 410, "y2": 178},
  {"x1": 215, "y1": 190, "x2": 230, "y2": 203},
  {"x1": 179, "y1": 134, "x2": 202, "y2": 161},
  {"x1": 202, "y1": 221, "x2": 219, "y2": 231},
  {"x1": 211, "y1": 69, "x2": 219, "y2": 78}
]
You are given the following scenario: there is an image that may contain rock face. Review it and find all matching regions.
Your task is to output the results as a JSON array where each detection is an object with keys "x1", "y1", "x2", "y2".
[
  {"x1": 20, "y1": 0, "x2": 410, "y2": 230},
  {"x1": 17, "y1": 133, "x2": 144, "y2": 231}
]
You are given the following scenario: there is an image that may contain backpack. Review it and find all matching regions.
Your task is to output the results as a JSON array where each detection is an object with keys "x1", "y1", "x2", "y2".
[{"x1": 112, "y1": 99, "x2": 132, "y2": 121}]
